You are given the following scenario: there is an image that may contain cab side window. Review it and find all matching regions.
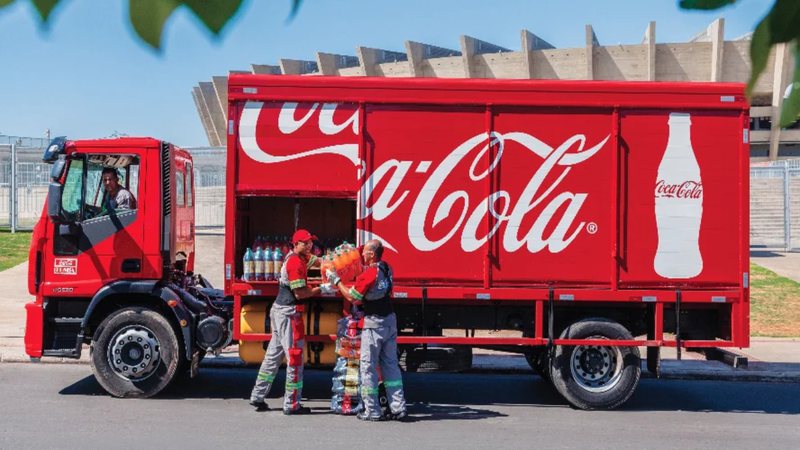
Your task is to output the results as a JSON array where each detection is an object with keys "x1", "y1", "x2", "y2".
[
  {"x1": 61, "y1": 159, "x2": 84, "y2": 221},
  {"x1": 176, "y1": 170, "x2": 185, "y2": 207},
  {"x1": 186, "y1": 164, "x2": 193, "y2": 207}
]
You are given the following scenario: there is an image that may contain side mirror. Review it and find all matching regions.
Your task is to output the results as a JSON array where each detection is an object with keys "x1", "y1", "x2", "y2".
[
  {"x1": 50, "y1": 157, "x2": 66, "y2": 181},
  {"x1": 47, "y1": 182, "x2": 64, "y2": 223}
]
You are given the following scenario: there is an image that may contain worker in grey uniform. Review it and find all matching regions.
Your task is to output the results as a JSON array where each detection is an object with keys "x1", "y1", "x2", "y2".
[
  {"x1": 328, "y1": 239, "x2": 408, "y2": 421},
  {"x1": 249, "y1": 229, "x2": 328, "y2": 414}
]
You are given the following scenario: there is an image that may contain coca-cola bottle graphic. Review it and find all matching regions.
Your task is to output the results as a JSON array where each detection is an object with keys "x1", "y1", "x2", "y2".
[{"x1": 654, "y1": 113, "x2": 703, "y2": 279}]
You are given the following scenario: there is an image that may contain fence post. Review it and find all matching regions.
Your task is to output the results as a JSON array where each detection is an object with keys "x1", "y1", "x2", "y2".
[
  {"x1": 10, "y1": 143, "x2": 16, "y2": 233},
  {"x1": 785, "y1": 165, "x2": 791, "y2": 250}
]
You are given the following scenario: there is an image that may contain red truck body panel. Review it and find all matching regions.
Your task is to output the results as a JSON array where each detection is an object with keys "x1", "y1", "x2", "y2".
[{"x1": 224, "y1": 75, "x2": 749, "y2": 348}]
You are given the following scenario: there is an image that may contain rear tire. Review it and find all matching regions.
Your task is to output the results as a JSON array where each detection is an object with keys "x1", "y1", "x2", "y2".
[
  {"x1": 90, "y1": 307, "x2": 181, "y2": 398},
  {"x1": 549, "y1": 318, "x2": 641, "y2": 410}
]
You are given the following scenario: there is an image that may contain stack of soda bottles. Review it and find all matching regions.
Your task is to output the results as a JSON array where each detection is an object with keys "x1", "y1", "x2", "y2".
[
  {"x1": 320, "y1": 242, "x2": 363, "y2": 284},
  {"x1": 330, "y1": 311, "x2": 364, "y2": 415},
  {"x1": 241, "y1": 236, "x2": 287, "y2": 282}
]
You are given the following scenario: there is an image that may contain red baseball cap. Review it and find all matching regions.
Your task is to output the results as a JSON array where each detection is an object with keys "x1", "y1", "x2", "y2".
[{"x1": 292, "y1": 229, "x2": 317, "y2": 244}]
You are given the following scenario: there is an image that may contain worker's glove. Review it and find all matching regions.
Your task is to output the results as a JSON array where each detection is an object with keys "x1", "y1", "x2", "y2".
[
  {"x1": 325, "y1": 269, "x2": 341, "y2": 286},
  {"x1": 319, "y1": 283, "x2": 336, "y2": 297}
]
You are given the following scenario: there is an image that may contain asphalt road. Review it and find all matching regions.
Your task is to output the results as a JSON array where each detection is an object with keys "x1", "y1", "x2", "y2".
[{"x1": 1, "y1": 364, "x2": 798, "y2": 449}]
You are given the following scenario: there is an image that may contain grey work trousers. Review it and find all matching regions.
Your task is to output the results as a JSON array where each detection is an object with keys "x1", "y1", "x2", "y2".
[
  {"x1": 250, "y1": 303, "x2": 305, "y2": 411},
  {"x1": 360, "y1": 313, "x2": 407, "y2": 417}
]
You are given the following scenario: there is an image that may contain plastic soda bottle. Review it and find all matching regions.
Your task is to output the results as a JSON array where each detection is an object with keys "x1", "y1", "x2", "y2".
[
  {"x1": 272, "y1": 246, "x2": 284, "y2": 281},
  {"x1": 263, "y1": 247, "x2": 274, "y2": 281},
  {"x1": 243, "y1": 248, "x2": 254, "y2": 281},
  {"x1": 254, "y1": 246, "x2": 265, "y2": 281}
]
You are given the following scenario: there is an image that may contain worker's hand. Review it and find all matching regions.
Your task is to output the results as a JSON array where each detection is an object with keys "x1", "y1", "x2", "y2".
[
  {"x1": 319, "y1": 284, "x2": 336, "y2": 297},
  {"x1": 325, "y1": 269, "x2": 341, "y2": 286}
]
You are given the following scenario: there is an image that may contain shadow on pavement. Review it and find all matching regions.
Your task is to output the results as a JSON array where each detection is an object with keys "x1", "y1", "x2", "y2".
[
  {"x1": 750, "y1": 250, "x2": 786, "y2": 258},
  {"x1": 59, "y1": 367, "x2": 800, "y2": 416}
]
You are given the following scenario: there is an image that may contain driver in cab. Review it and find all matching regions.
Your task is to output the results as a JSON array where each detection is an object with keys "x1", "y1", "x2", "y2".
[{"x1": 101, "y1": 167, "x2": 136, "y2": 212}]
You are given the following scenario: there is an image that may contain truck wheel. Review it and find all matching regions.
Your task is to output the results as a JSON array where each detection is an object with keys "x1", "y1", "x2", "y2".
[
  {"x1": 549, "y1": 318, "x2": 641, "y2": 410},
  {"x1": 90, "y1": 307, "x2": 181, "y2": 398}
]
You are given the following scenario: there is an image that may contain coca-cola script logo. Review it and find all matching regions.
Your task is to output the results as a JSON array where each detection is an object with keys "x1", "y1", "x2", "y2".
[
  {"x1": 655, "y1": 180, "x2": 703, "y2": 199},
  {"x1": 239, "y1": 102, "x2": 609, "y2": 254}
]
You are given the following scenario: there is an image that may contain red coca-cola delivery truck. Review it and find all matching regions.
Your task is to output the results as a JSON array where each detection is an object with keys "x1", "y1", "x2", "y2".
[{"x1": 25, "y1": 75, "x2": 749, "y2": 410}]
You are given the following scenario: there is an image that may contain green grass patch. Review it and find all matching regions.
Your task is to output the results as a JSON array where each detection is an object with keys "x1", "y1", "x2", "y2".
[
  {"x1": 0, "y1": 230, "x2": 32, "y2": 272},
  {"x1": 750, "y1": 263, "x2": 800, "y2": 337}
]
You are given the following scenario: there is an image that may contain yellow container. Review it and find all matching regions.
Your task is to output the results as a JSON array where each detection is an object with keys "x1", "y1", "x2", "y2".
[
  {"x1": 240, "y1": 301, "x2": 268, "y2": 334},
  {"x1": 238, "y1": 299, "x2": 343, "y2": 367},
  {"x1": 239, "y1": 340, "x2": 267, "y2": 364}
]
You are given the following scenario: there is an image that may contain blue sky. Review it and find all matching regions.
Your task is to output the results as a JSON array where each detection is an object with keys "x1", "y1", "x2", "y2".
[{"x1": 0, "y1": 0, "x2": 773, "y2": 147}]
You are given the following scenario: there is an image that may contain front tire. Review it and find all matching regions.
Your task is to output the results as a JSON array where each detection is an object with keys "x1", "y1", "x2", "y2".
[
  {"x1": 549, "y1": 318, "x2": 641, "y2": 410},
  {"x1": 90, "y1": 307, "x2": 181, "y2": 398}
]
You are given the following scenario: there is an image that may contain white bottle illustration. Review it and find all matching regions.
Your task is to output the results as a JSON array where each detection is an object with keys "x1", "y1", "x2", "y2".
[{"x1": 654, "y1": 113, "x2": 703, "y2": 279}]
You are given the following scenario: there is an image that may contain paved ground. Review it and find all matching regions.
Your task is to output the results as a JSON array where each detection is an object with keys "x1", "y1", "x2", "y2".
[
  {"x1": 751, "y1": 249, "x2": 800, "y2": 283},
  {"x1": 1, "y1": 364, "x2": 798, "y2": 449}
]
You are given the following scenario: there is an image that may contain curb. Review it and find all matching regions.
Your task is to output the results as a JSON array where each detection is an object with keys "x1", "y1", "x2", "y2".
[{"x1": 4, "y1": 352, "x2": 799, "y2": 383}]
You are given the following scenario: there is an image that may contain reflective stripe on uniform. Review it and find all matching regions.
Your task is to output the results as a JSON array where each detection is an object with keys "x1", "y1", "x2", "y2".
[
  {"x1": 285, "y1": 380, "x2": 304, "y2": 390},
  {"x1": 289, "y1": 279, "x2": 306, "y2": 289},
  {"x1": 257, "y1": 372, "x2": 275, "y2": 382},
  {"x1": 384, "y1": 379, "x2": 403, "y2": 388},
  {"x1": 349, "y1": 287, "x2": 364, "y2": 301},
  {"x1": 361, "y1": 386, "x2": 379, "y2": 396}
]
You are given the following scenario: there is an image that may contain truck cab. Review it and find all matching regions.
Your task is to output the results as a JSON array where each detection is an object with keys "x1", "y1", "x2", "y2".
[{"x1": 24, "y1": 137, "x2": 223, "y2": 398}]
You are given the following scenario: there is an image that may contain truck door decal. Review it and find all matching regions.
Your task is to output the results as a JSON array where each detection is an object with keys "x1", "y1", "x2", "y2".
[{"x1": 54, "y1": 258, "x2": 78, "y2": 275}]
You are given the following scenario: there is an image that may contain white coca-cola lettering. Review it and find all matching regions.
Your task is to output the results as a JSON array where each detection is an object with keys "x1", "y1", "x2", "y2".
[
  {"x1": 241, "y1": 101, "x2": 610, "y2": 255},
  {"x1": 240, "y1": 101, "x2": 361, "y2": 165},
  {"x1": 655, "y1": 180, "x2": 703, "y2": 199},
  {"x1": 361, "y1": 131, "x2": 609, "y2": 253}
]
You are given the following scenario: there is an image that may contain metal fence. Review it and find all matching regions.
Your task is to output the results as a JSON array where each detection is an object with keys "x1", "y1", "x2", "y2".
[
  {"x1": 0, "y1": 144, "x2": 228, "y2": 231},
  {"x1": 750, "y1": 165, "x2": 800, "y2": 250}
]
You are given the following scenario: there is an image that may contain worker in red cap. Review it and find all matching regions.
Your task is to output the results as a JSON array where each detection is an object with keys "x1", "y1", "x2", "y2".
[{"x1": 250, "y1": 229, "x2": 329, "y2": 414}]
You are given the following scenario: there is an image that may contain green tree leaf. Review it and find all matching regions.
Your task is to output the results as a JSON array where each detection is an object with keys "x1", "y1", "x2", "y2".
[
  {"x1": 779, "y1": 41, "x2": 800, "y2": 127},
  {"x1": 31, "y1": 0, "x2": 60, "y2": 21},
  {"x1": 0, "y1": 0, "x2": 17, "y2": 8},
  {"x1": 129, "y1": 0, "x2": 181, "y2": 50},
  {"x1": 747, "y1": 17, "x2": 772, "y2": 96},
  {"x1": 288, "y1": 0, "x2": 302, "y2": 19},
  {"x1": 182, "y1": 0, "x2": 244, "y2": 35},
  {"x1": 678, "y1": 0, "x2": 736, "y2": 10},
  {"x1": 766, "y1": 0, "x2": 800, "y2": 43}
]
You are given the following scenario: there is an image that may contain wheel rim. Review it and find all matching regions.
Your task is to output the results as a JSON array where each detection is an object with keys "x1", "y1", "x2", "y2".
[
  {"x1": 107, "y1": 325, "x2": 161, "y2": 381},
  {"x1": 569, "y1": 337, "x2": 623, "y2": 393}
]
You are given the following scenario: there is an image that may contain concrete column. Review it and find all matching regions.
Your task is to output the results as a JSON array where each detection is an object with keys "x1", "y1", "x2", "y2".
[
  {"x1": 521, "y1": 30, "x2": 555, "y2": 79},
  {"x1": 460, "y1": 35, "x2": 478, "y2": 78},
  {"x1": 585, "y1": 25, "x2": 597, "y2": 80},
  {"x1": 357, "y1": 47, "x2": 379, "y2": 76},
  {"x1": 769, "y1": 43, "x2": 791, "y2": 160},
  {"x1": 211, "y1": 76, "x2": 228, "y2": 122},
  {"x1": 198, "y1": 82, "x2": 226, "y2": 147},
  {"x1": 710, "y1": 18, "x2": 725, "y2": 81},
  {"x1": 643, "y1": 21, "x2": 656, "y2": 81},
  {"x1": 192, "y1": 86, "x2": 220, "y2": 147},
  {"x1": 405, "y1": 41, "x2": 426, "y2": 77},
  {"x1": 316, "y1": 52, "x2": 341, "y2": 75}
]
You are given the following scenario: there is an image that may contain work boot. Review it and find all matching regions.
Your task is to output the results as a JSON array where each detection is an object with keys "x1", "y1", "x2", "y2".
[
  {"x1": 386, "y1": 410, "x2": 409, "y2": 422},
  {"x1": 249, "y1": 400, "x2": 270, "y2": 412},
  {"x1": 283, "y1": 406, "x2": 312, "y2": 415},
  {"x1": 356, "y1": 412, "x2": 384, "y2": 422}
]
